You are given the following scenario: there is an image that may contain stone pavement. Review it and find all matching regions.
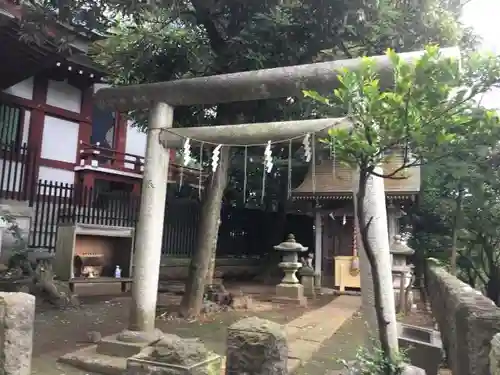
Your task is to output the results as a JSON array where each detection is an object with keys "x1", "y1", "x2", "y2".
[
  {"x1": 220, "y1": 294, "x2": 361, "y2": 373},
  {"x1": 55, "y1": 295, "x2": 360, "y2": 375},
  {"x1": 283, "y1": 295, "x2": 361, "y2": 372}
]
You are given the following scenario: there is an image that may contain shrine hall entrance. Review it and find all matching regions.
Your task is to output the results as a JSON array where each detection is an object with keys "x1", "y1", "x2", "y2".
[{"x1": 321, "y1": 213, "x2": 355, "y2": 288}]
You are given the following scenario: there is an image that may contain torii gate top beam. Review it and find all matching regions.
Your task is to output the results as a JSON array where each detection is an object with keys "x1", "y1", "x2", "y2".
[
  {"x1": 95, "y1": 47, "x2": 460, "y2": 112},
  {"x1": 159, "y1": 117, "x2": 350, "y2": 148}
]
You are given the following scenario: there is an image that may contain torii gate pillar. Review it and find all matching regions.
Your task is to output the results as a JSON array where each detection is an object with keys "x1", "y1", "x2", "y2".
[{"x1": 129, "y1": 102, "x2": 172, "y2": 332}]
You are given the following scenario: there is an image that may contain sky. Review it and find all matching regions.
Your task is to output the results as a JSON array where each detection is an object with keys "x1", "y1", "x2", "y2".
[
  {"x1": 462, "y1": 0, "x2": 500, "y2": 109},
  {"x1": 462, "y1": 0, "x2": 500, "y2": 54}
]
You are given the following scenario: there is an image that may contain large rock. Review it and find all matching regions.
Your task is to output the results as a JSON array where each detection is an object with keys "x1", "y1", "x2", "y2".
[
  {"x1": 126, "y1": 334, "x2": 221, "y2": 375},
  {"x1": 491, "y1": 333, "x2": 500, "y2": 375},
  {"x1": 0, "y1": 292, "x2": 36, "y2": 375},
  {"x1": 226, "y1": 317, "x2": 287, "y2": 375}
]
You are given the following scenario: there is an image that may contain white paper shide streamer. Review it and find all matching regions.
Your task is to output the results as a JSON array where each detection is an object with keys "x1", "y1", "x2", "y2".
[
  {"x1": 211, "y1": 144, "x2": 222, "y2": 173},
  {"x1": 183, "y1": 138, "x2": 192, "y2": 166},
  {"x1": 303, "y1": 133, "x2": 312, "y2": 162},
  {"x1": 264, "y1": 141, "x2": 273, "y2": 173}
]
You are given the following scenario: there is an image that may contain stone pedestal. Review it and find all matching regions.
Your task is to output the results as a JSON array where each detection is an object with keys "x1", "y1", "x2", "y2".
[
  {"x1": 226, "y1": 317, "x2": 287, "y2": 375},
  {"x1": 393, "y1": 267, "x2": 414, "y2": 312},
  {"x1": 126, "y1": 334, "x2": 221, "y2": 375},
  {"x1": 300, "y1": 266, "x2": 316, "y2": 298},
  {"x1": 0, "y1": 292, "x2": 36, "y2": 375},
  {"x1": 314, "y1": 272, "x2": 322, "y2": 294},
  {"x1": 274, "y1": 282, "x2": 306, "y2": 306}
]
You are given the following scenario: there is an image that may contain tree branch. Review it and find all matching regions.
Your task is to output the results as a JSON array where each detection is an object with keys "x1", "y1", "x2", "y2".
[
  {"x1": 190, "y1": 0, "x2": 227, "y2": 56},
  {"x1": 458, "y1": 250, "x2": 487, "y2": 285}
]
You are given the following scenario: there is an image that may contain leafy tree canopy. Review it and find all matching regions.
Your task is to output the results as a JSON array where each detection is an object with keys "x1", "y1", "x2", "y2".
[
  {"x1": 306, "y1": 46, "x2": 500, "y2": 174},
  {"x1": 85, "y1": 0, "x2": 478, "y2": 207}
]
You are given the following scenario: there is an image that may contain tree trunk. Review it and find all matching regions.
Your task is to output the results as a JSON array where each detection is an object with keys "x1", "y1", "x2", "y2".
[
  {"x1": 450, "y1": 187, "x2": 464, "y2": 276},
  {"x1": 486, "y1": 272, "x2": 500, "y2": 306},
  {"x1": 354, "y1": 167, "x2": 399, "y2": 368},
  {"x1": 205, "y1": 224, "x2": 220, "y2": 284},
  {"x1": 180, "y1": 146, "x2": 230, "y2": 318}
]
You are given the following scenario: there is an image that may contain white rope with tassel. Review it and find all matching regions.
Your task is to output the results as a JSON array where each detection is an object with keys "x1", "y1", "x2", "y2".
[
  {"x1": 350, "y1": 217, "x2": 360, "y2": 276},
  {"x1": 198, "y1": 142, "x2": 204, "y2": 199},
  {"x1": 243, "y1": 146, "x2": 248, "y2": 204}
]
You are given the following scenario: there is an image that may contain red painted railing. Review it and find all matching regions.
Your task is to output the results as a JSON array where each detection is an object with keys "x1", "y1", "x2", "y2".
[
  {"x1": 78, "y1": 141, "x2": 143, "y2": 173},
  {"x1": 77, "y1": 141, "x2": 210, "y2": 184}
]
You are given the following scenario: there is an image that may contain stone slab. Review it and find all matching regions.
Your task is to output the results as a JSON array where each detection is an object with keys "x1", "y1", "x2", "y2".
[
  {"x1": 288, "y1": 339, "x2": 319, "y2": 360},
  {"x1": 59, "y1": 345, "x2": 126, "y2": 375},
  {"x1": 287, "y1": 358, "x2": 301, "y2": 372},
  {"x1": 97, "y1": 333, "x2": 157, "y2": 358},
  {"x1": 299, "y1": 324, "x2": 336, "y2": 343},
  {"x1": 0, "y1": 292, "x2": 36, "y2": 375},
  {"x1": 272, "y1": 295, "x2": 307, "y2": 307}
]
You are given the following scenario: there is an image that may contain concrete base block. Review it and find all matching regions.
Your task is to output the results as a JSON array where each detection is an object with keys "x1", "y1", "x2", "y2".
[
  {"x1": 402, "y1": 364, "x2": 427, "y2": 375},
  {"x1": 59, "y1": 345, "x2": 126, "y2": 375},
  {"x1": 273, "y1": 283, "x2": 307, "y2": 306},
  {"x1": 398, "y1": 323, "x2": 442, "y2": 375}
]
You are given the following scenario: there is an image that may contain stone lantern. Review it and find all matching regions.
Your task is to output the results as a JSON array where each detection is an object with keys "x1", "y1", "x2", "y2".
[
  {"x1": 390, "y1": 235, "x2": 415, "y2": 312},
  {"x1": 391, "y1": 235, "x2": 414, "y2": 266},
  {"x1": 272, "y1": 234, "x2": 308, "y2": 306}
]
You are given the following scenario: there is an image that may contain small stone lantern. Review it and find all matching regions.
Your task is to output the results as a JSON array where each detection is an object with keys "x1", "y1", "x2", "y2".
[
  {"x1": 272, "y1": 234, "x2": 308, "y2": 306},
  {"x1": 391, "y1": 235, "x2": 414, "y2": 267},
  {"x1": 390, "y1": 235, "x2": 415, "y2": 312}
]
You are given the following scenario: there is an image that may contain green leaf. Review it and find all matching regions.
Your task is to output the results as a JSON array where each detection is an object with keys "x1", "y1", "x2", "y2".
[{"x1": 302, "y1": 90, "x2": 330, "y2": 105}]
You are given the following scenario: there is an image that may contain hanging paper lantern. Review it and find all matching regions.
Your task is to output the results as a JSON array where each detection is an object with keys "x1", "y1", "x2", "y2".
[
  {"x1": 302, "y1": 133, "x2": 311, "y2": 162},
  {"x1": 183, "y1": 138, "x2": 192, "y2": 166},
  {"x1": 264, "y1": 140, "x2": 273, "y2": 173},
  {"x1": 212, "y1": 144, "x2": 222, "y2": 173}
]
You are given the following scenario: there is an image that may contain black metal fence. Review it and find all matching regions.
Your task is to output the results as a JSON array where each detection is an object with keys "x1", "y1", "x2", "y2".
[
  {"x1": 29, "y1": 180, "x2": 141, "y2": 250},
  {"x1": 0, "y1": 142, "x2": 314, "y2": 256},
  {"x1": 0, "y1": 142, "x2": 37, "y2": 201},
  {"x1": 27, "y1": 180, "x2": 314, "y2": 257}
]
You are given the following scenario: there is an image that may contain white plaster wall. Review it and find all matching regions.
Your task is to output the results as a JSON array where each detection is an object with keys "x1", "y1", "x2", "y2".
[
  {"x1": 40, "y1": 116, "x2": 79, "y2": 163},
  {"x1": 2, "y1": 77, "x2": 34, "y2": 100},
  {"x1": 38, "y1": 167, "x2": 74, "y2": 195},
  {"x1": 125, "y1": 121, "x2": 146, "y2": 169},
  {"x1": 46, "y1": 80, "x2": 82, "y2": 113},
  {"x1": 21, "y1": 110, "x2": 30, "y2": 145}
]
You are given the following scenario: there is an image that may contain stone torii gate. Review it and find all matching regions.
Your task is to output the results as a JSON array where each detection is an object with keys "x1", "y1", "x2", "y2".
[{"x1": 94, "y1": 47, "x2": 459, "y2": 341}]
